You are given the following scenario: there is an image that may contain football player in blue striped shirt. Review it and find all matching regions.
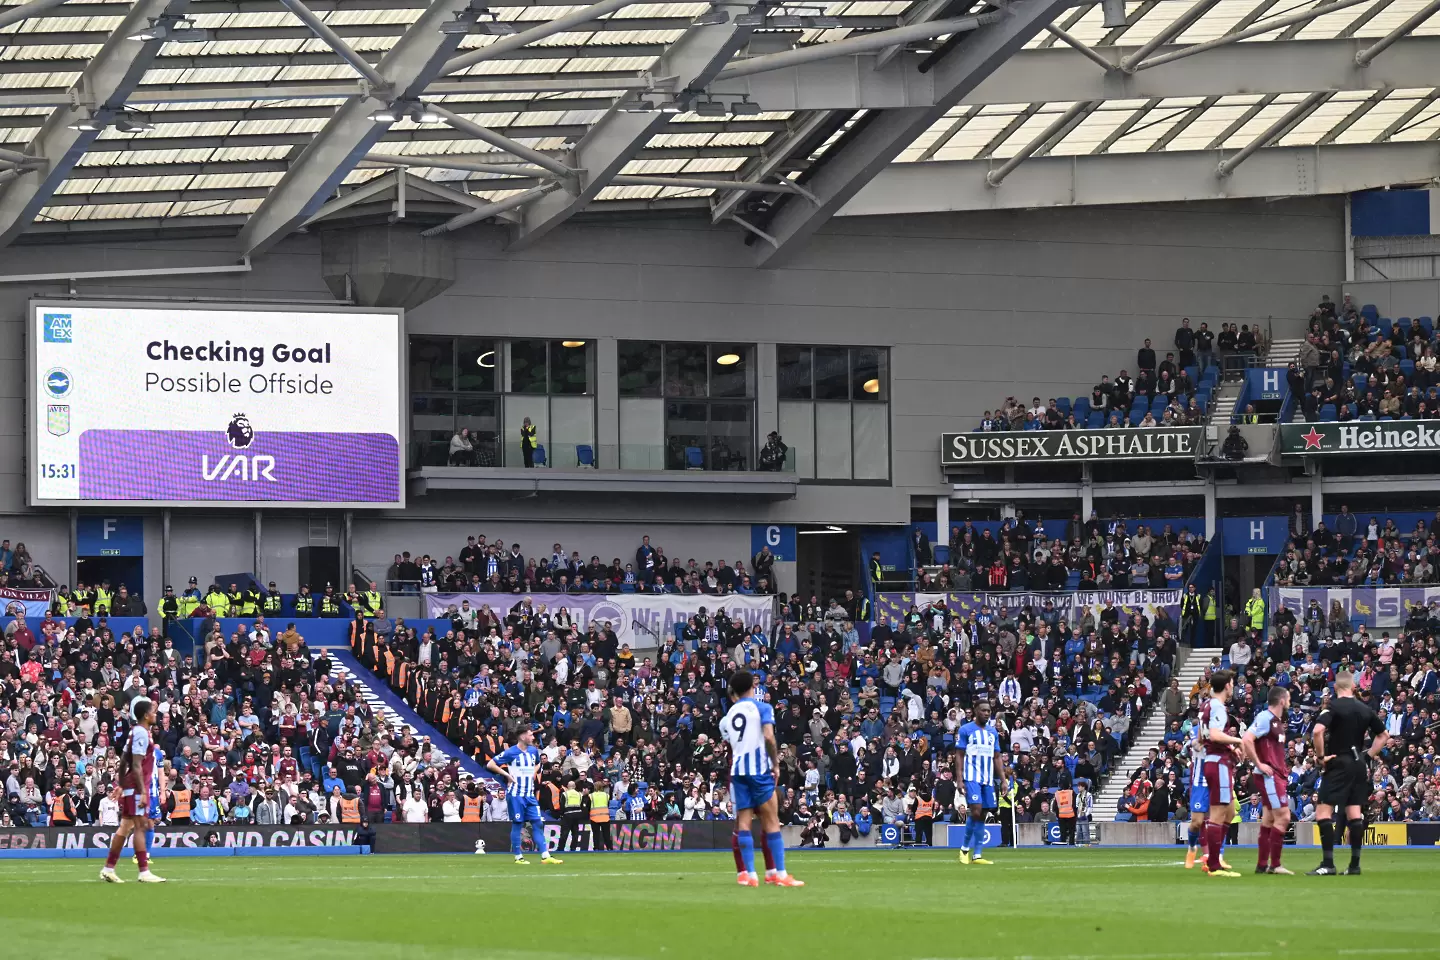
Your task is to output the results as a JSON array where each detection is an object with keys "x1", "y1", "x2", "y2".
[
  {"x1": 723, "y1": 670, "x2": 803, "y2": 887},
  {"x1": 953, "y1": 700, "x2": 1007, "y2": 865},
  {"x1": 486, "y1": 728, "x2": 563, "y2": 865}
]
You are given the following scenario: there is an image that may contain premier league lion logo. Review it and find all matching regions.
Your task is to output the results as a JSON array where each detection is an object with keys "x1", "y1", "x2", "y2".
[{"x1": 227, "y1": 413, "x2": 255, "y2": 449}]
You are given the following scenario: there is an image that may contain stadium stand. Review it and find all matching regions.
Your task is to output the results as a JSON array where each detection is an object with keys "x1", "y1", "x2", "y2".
[
  {"x1": 921, "y1": 516, "x2": 1207, "y2": 595},
  {"x1": 380, "y1": 535, "x2": 782, "y2": 597},
  {"x1": 349, "y1": 564, "x2": 1175, "y2": 832},
  {"x1": 1292, "y1": 298, "x2": 1440, "y2": 422}
]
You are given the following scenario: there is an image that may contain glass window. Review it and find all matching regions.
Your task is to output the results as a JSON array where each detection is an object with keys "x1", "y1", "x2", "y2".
[
  {"x1": 664, "y1": 343, "x2": 709, "y2": 398},
  {"x1": 665, "y1": 402, "x2": 709, "y2": 469},
  {"x1": 410, "y1": 394, "x2": 454, "y2": 467},
  {"x1": 507, "y1": 340, "x2": 548, "y2": 394},
  {"x1": 778, "y1": 402, "x2": 813, "y2": 478},
  {"x1": 618, "y1": 341, "x2": 662, "y2": 397},
  {"x1": 777, "y1": 345, "x2": 812, "y2": 400},
  {"x1": 711, "y1": 345, "x2": 753, "y2": 398},
  {"x1": 851, "y1": 347, "x2": 887, "y2": 403},
  {"x1": 456, "y1": 338, "x2": 496, "y2": 392},
  {"x1": 852, "y1": 405, "x2": 889, "y2": 479},
  {"x1": 457, "y1": 396, "x2": 499, "y2": 466},
  {"x1": 409, "y1": 336, "x2": 453, "y2": 392},
  {"x1": 709, "y1": 403, "x2": 753, "y2": 470},
  {"x1": 550, "y1": 340, "x2": 592, "y2": 395},
  {"x1": 815, "y1": 403, "x2": 853, "y2": 479},
  {"x1": 813, "y1": 346, "x2": 850, "y2": 400}
]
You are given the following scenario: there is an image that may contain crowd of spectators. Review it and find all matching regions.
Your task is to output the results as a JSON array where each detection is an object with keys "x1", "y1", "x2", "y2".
[
  {"x1": 354, "y1": 566, "x2": 1177, "y2": 834},
  {"x1": 911, "y1": 513, "x2": 1207, "y2": 594},
  {"x1": 1112, "y1": 507, "x2": 1440, "y2": 824},
  {"x1": 975, "y1": 318, "x2": 1265, "y2": 432},
  {"x1": 1268, "y1": 506, "x2": 1440, "y2": 587},
  {"x1": 383, "y1": 533, "x2": 782, "y2": 597},
  {"x1": 0, "y1": 607, "x2": 462, "y2": 830},
  {"x1": 0, "y1": 539, "x2": 47, "y2": 592},
  {"x1": 1295, "y1": 293, "x2": 1440, "y2": 422}
]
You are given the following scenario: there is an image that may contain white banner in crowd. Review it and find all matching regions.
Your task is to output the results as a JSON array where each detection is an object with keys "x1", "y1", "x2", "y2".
[
  {"x1": 424, "y1": 592, "x2": 776, "y2": 650},
  {"x1": 892, "y1": 589, "x2": 1183, "y2": 628}
]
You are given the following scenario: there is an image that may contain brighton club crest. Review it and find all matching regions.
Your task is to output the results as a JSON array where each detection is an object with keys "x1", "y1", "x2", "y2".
[{"x1": 46, "y1": 404, "x2": 69, "y2": 436}]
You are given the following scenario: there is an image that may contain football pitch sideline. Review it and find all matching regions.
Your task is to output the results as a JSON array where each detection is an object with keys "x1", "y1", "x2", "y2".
[{"x1": 1, "y1": 848, "x2": 1436, "y2": 960}]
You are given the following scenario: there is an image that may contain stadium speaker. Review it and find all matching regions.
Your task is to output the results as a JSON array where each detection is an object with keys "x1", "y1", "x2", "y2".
[{"x1": 298, "y1": 546, "x2": 341, "y2": 591}]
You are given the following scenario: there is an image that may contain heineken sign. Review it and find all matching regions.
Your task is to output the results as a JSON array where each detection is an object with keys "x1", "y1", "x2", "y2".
[
  {"x1": 1280, "y1": 421, "x2": 1440, "y2": 456},
  {"x1": 941, "y1": 427, "x2": 1204, "y2": 466}
]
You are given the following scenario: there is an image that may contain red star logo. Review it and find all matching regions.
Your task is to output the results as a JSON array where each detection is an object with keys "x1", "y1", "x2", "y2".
[{"x1": 1301, "y1": 427, "x2": 1324, "y2": 450}]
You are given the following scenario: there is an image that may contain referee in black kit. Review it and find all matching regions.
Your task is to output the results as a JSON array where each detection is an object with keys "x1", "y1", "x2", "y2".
[{"x1": 1308, "y1": 671, "x2": 1389, "y2": 876}]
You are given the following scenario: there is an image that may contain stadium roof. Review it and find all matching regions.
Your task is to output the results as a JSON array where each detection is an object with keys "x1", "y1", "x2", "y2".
[{"x1": 0, "y1": 0, "x2": 1436, "y2": 262}]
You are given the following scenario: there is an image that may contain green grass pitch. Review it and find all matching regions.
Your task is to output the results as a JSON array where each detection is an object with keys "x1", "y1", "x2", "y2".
[{"x1": 2, "y1": 848, "x2": 1436, "y2": 959}]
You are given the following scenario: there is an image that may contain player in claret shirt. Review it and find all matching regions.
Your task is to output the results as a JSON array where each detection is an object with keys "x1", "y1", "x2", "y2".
[
  {"x1": 1199, "y1": 670, "x2": 1244, "y2": 878},
  {"x1": 1243, "y1": 686, "x2": 1294, "y2": 874},
  {"x1": 100, "y1": 698, "x2": 166, "y2": 883}
]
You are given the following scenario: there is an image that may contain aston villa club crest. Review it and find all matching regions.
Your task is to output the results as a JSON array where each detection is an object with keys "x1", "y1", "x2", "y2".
[{"x1": 46, "y1": 404, "x2": 69, "y2": 436}]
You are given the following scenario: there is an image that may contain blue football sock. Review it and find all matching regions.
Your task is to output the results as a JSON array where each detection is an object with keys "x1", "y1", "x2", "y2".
[
  {"x1": 510, "y1": 821, "x2": 524, "y2": 855},
  {"x1": 1187, "y1": 828, "x2": 1199, "y2": 848},
  {"x1": 970, "y1": 817, "x2": 985, "y2": 853},
  {"x1": 531, "y1": 819, "x2": 549, "y2": 856},
  {"x1": 737, "y1": 832, "x2": 756, "y2": 874},
  {"x1": 145, "y1": 829, "x2": 155, "y2": 852},
  {"x1": 765, "y1": 832, "x2": 786, "y2": 875}
]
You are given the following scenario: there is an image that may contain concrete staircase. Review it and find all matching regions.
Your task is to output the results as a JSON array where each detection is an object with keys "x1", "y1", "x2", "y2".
[
  {"x1": 328, "y1": 648, "x2": 488, "y2": 779},
  {"x1": 1207, "y1": 380, "x2": 1243, "y2": 426},
  {"x1": 1094, "y1": 646, "x2": 1222, "y2": 818},
  {"x1": 1268, "y1": 338, "x2": 1303, "y2": 367},
  {"x1": 1264, "y1": 338, "x2": 1308, "y2": 421}
]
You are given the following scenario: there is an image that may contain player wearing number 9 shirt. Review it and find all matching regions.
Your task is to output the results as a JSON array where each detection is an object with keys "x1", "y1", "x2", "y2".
[{"x1": 722, "y1": 670, "x2": 803, "y2": 888}]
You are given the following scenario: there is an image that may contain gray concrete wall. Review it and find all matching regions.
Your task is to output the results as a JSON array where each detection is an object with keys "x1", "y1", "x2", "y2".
[
  {"x1": 1344, "y1": 277, "x2": 1440, "y2": 319},
  {"x1": 0, "y1": 195, "x2": 1343, "y2": 580}
]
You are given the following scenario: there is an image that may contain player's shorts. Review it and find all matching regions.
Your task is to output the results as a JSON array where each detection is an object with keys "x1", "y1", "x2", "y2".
[
  {"x1": 1189, "y1": 784, "x2": 1210, "y2": 814},
  {"x1": 1317, "y1": 758, "x2": 1369, "y2": 809},
  {"x1": 964, "y1": 780, "x2": 997, "y2": 808},
  {"x1": 506, "y1": 795, "x2": 543, "y2": 822},
  {"x1": 119, "y1": 791, "x2": 141, "y2": 819},
  {"x1": 729, "y1": 773, "x2": 776, "y2": 812},
  {"x1": 1254, "y1": 773, "x2": 1287, "y2": 810},
  {"x1": 1202, "y1": 759, "x2": 1234, "y2": 806}
]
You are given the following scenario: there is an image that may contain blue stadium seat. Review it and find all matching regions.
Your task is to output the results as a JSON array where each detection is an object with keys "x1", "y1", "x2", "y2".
[
  {"x1": 532, "y1": 444, "x2": 547, "y2": 466},
  {"x1": 1087, "y1": 412, "x2": 1104, "y2": 428},
  {"x1": 685, "y1": 446, "x2": 704, "y2": 468},
  {"x1": 1056, "y1": 397, "x2": 1071, "y2": 416},
  {"x1": 1419, "y1": 316, "x2": 1434, "y2": 338},
  {"x1": 1352, "y1": 372, "x2": 1367, "y2": 391},
  {"x1": 1361, "y1": 304, "x2": 1378, "y2": 321},
  {"x1": 1184, "y1": 365, "x2": 1198, "y2": 382},
  {"x1": 576, "y1": 444, "x2": 595, "y2": 467},
  {"x1": 1128, "y1": 410, "x2": 1144, "y2": 426},
  {"x1": 1150, "y1": 397, "x2": 1167, "y2": 412},
  {"x1": 1380, "y1": 319, "x2": 1393, "y2": 339},
  {"x1": 1398, "y1": 317, "x2": 1412, "y2": 336},
  {"x1": 1347, "y1": 403, "x2": 1358, "y2": 419},
  {"x1": 1320, "y1": 403, "x2": 1336, "y2": 421},
  {"x1": 1401, "y1": 359, "x2": 1415, "y2": 378}
]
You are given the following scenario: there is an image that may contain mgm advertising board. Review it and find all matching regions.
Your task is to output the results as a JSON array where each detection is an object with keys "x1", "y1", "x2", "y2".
[{"x1": 29, "y1": 300, "x2": 404, "y2": 507}]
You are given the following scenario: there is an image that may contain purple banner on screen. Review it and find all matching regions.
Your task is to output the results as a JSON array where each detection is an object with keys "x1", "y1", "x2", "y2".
[{"x1": 78, "y1": 430, "x2": 400, "y2": 502}]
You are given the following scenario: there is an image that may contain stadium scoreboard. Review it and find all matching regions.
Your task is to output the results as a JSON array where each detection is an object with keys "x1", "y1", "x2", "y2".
[{"x1": 29, "y1": 300, "x2": 405, "y2": 508}]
